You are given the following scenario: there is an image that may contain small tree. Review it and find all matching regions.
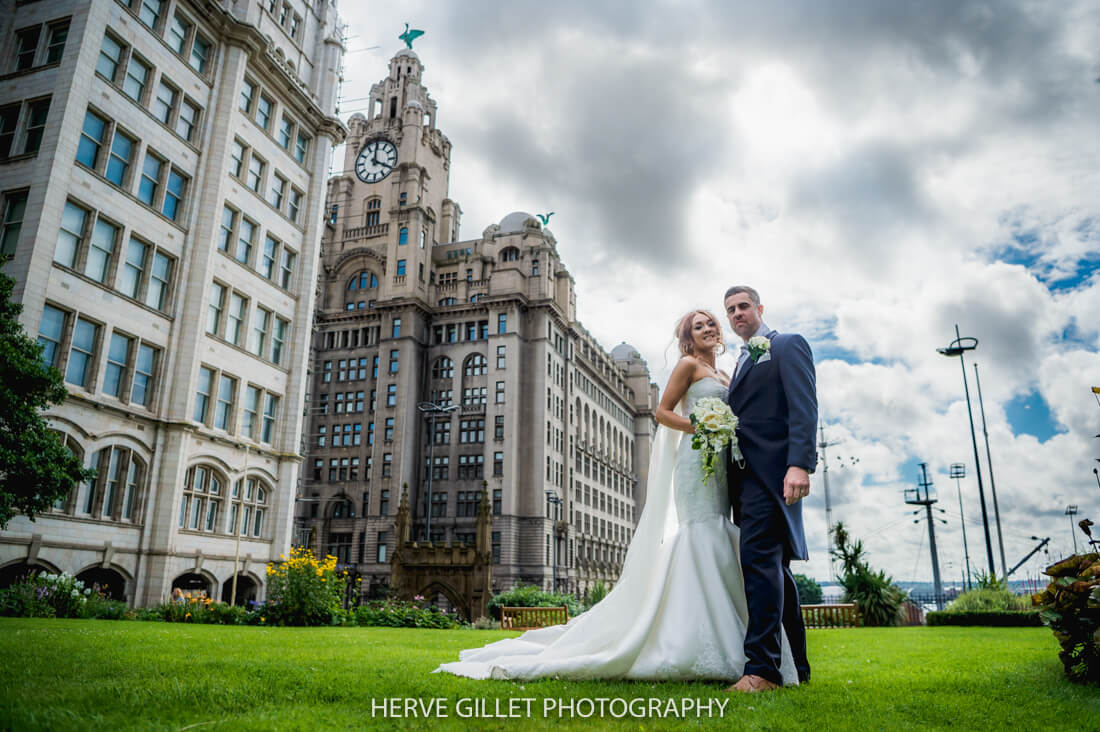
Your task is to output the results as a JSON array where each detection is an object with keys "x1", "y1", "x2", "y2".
[
  {"x1": 830, "y1": 522, "x2": 905, "y2": 626},
  {"x1": 0, "y1": 266, "x2": 95, "y2": 528},
  {"x1": 793, "y1": 573, "x2": 823, "y2": 604}
]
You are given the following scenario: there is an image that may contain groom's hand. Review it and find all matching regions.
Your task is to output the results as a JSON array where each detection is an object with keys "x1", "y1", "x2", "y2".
[{"x1": 783, "y1": 466, "x2": 810, "y2": 505}]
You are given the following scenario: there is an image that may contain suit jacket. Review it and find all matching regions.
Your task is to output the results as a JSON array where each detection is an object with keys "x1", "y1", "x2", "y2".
[{"x1": 727, "y1": 329, "x2": 817, "y2": 561}]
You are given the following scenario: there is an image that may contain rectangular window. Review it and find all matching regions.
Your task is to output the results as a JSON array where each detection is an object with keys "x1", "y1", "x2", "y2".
[
  {"x1": 268, "y1": 173, "x2": 286, "y2": 210},
  {"x1": 389, "y1": 349, "x2": 399, "y2": 374},
  {"x1": 288, "y1": 188, "x2": 302, "y2": 223},
  {"x1": 23, "y1": 99, "x2": 49, "y2": 154},
  {"x1": 280, "y1": 249, "x2": 296, "y2": 289},
  {"x1": 207, "y1": 282, "x2": 225, "y2": 334},
  {"x1": 240, "y1": 79, "x2": 255, "y2": 114},
  {"x1": 193, "y1": 367, "x2": 213, "y2": 422},
  {"x1": 278, "y1": 116, "x2": 293, "y2": 148},
  {"x1": 122, "y1": 55, "x2": 151, "y2": 102},
  {"x1": 96, "y1": 34, "x2": 123, "y2": 81},
  {"x1": 384, "y1": 417, "x2": 394, "y2": 441},
  {"x1": 495, "y1": 381, "x2": 505, "y2": 403},
  {"x1": 294, "y1": 132, "x2": 309, "y2": 164},
  {"x1": 497, "y1": 345, "x2": 506, "y2": 369},
  {"x1": 376, "y1": 532, "x2": 387, "y2": 562},
  {"x1": 68, "y1": 319, "x2": 102, "y2": 386},
  {"x1": 103, "y1": 332, "x2": 132, "y2": 398},
  {"x1": 272, "y1": 317, "x2": 288, "y2": 365},
  {"x1": 229, "y1": 139, "x2": 245, "y2": 177},
  {"x1": 0, "y1": 105, "x2": 19, "y2": 159},
  {"x1": 51, "y1": 203, "x2": 87, "y2": 271},
  {"x1": 255, "y1": 94, "x2": 273, "y2": 130},
  {"x1": 392, "y1": 318, "x2": 401, "y2": 338},
  {"x1": 227, "y1": 292, "x2": 246, "y2": 345},
  {"x1": 386, "y1": 383, "x2": 396, "y2": 407},
  {"x1": 14, "y1": 26, "x2": 40, "y2": 71},
  {"x1": 214, "y1": 374, "x2": 236, "y2": 430},
  {"x1": 37, "y1": 304, "x2": 66, "y2": 368},
  {"x1": 189, "y1": 34, "x2": 212, "y2": 74},
  {"x1": 396, "y1": 259, "x2": 406, "y2": 276},
  {"x1": 262, "y1": 393, "x2": 278, "y2": 443},
  {"x1": 494, "y1": 452, "x2": 504, "y2": 477},
  {"x1": 246, "y1": 154, "x2": 264, "y2": 192},
  {"x1": 136, "y1": 153, "x2": 162, "y2": 206},
  {"x1": 175, "y1": 98, "x2": 199, "y2": 141},
  {"x1": 84, "y1": 218, "x2": 118, "y2": 284},
  {"x1": 242, "y1": 386, "x2": 259, "y2": 439},
  {"x1": 131, "y1": 343, "x2": 156, "y2": 407},
  {"x1": 153, "y1": 80, "x2": 177, "y2": 124},
  {"x1": 167, "y1": 14, "x2": 190, "y2": 54},
  {"x1": 145, "y1": 251, "x2": 172, "y2": 311},
  {"x1": 76, "y1": 110, "x2": 107, "y2": 168},
  {"x1": 236, "y1": 217, "x2": 255, "y2": 265},
  {"x1": 249, "y1": 307, "x2": 270, "y2": 356},
  {"x1": 162, "y1": 169, "x2": 187, "y2": 220},
  {"x1": 261, "y1": 236, "x2": 277, "y2": 279},
  {"x1": 138, "y1": 0, "x2": 163, "y2": 29},
  {"x1": 495, "y1": 415, "x2": 505, "y2": 440},
  {"x1": 119, "y1": 237, "x2": 147, "y2": 299},
  {"x1": 218, "y1": 206, "x2": 236, "y2": 252},
  {"x1": 382, "y1": 453, "x2": 392, "y2": 478}
]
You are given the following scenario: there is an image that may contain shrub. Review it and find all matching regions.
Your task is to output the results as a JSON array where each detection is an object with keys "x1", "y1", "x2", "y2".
[
  {"x1": 926, "y1": 610, "x2": 1042, "y2": 627},
  {"x1": 794, "y1": 573, "x2": 824, "y2": 605},
  {"x1": 486, "y1": 584, "x2": 581, "y2": 620},
  {"x1": 353, "y1": 599, "x2": 458, "y2": 629},
  {"x1": 263, "y1": 547, "x2": 355, "y2": 626},
  {"x1": 583, "y1": 580, "x2": 608, "y2": 610},
  {"x1": 469, "y1": 615, "x2": 498, "y2": 630},
  {"x1": 945, "y1": 587, "x2": 1030, "y2": 613},
  {"x1": 1032, "y1": 553, "x2": 1100, "y2": 685},
  {"x1": 0, "y1": 572, "x2": 92, "y2": 618}
]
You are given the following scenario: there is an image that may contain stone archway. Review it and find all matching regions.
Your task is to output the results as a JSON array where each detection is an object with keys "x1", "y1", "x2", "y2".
[
  {"x1": 0, "y1": 560, "x2": 59, "y2": 589},
  {"x1": 76, "y1": 567, "x2": 127, "y2": 601},
  {"x1": 221, "y1": 573, "x2": 260, "y2": 606},
  {"x1": 417, "y1": 580, "x2": 467, "y2": 618},
  {"x1": 172, "y1": 571, "x2": 214, "y2": 598}
]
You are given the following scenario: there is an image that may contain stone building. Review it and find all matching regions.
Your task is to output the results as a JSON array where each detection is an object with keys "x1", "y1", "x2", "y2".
[
  {"x1": 300, "y1": 46, "x2": 658, "y2": 602},
  {"x1": 0, "y1": 0, "x2": 345, "y2": 605}
]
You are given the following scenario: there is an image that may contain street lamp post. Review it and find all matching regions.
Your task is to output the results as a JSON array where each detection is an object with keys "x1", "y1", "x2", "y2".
[
  {"x1": 949, "y1": 463, "x2": 972, "y2": 590},
  {"x1": 1066, "y1": 505, "x2": 1079, "y2": 554},
  {"x1": 973, "y1": 363, "x2": 1007, "y2": 577},
  {"x1": 230, "y1": 443, "x2": 249, "y2": 607},
  {"x1": 937, "y1": 325, "x2": 996, "y2": 577},
  {"x1": 418, "y1": 401, "x2": 459, "y2": 542},
  {"x1": 546, "y1": 490, "x2": 563, "y2": 593}
]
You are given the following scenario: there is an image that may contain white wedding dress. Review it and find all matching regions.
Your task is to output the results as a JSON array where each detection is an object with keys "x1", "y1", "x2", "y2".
[{"x1": 435, "y1": 377, "x2": 797, "y2": 683}]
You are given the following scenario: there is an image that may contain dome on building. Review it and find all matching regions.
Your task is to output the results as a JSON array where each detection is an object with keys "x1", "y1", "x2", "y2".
[
  {"x1": 498, "y1": 211, "x2": 538, "y2": 234},
  {"x1": 348, "y1": 112, "x2": 367, "y2": 123},
  {"x1": 611, "y1": 342, "x2": 642, "y2": 362},
  {"x1": 394, "y1": 48, "x2": 420, "y2": 61}
]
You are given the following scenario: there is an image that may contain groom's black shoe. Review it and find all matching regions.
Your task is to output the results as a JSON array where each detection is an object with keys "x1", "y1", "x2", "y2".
[{"x1": 797, "y1": 669, "x2": 811, "y2": 684}]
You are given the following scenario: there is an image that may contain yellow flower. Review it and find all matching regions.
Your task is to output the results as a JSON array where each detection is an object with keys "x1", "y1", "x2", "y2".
[{"x1": 260, "y1": 617, "x2": 265, "y2": 623}]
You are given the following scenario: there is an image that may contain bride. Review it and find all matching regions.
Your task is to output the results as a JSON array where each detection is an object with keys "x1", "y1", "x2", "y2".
[{"x1": 435, "y1": 310, "x2": 797, "y2": 684}]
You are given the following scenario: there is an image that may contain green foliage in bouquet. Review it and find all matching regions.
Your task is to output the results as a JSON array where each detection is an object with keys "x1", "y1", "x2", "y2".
[
  {"x1": 830, "y1": 523, "x2": 905, "y2": 627},
  {"x1": 1031, "y1": 552, "x2": 1100, "y2": 685},
  {"x1": 486, "y1": 584, "x2": 581, "y2": 620}
]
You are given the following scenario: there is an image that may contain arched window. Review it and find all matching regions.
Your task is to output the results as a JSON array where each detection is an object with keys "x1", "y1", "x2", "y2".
[
  {"x1": 180, "y1": 465, "x2": 225, "y2": 532},
  {"x1": 50, "y1": 432, "x2": 85, "y2": 514},
  {"x1": 347, "y1": 270, "x2": 379, "y2": 291},
  {"x1": 463, "y1": 353, "x2": 487, "y2": 377},
  {"x1": 432, "y1": 357, "x2": 454, "y2": 379},
  {"x1": 84, "y1": 446, "x2": 146, "y2": 521},
  {"x1": 365, "y1": 197, "x2": 381, "y2": 227},
  {"x1": 499, "y1": 246, "x2": 520, "y2": 262},
  {"x1": 228, "y1": 475, "x2": 270, "y2": 538},
  {"x1": 330, "y1": 496, "x2": 355, "y2": 518},
  {"x1": 439, "y1": 297, "x2": 457, "y2": 306}
]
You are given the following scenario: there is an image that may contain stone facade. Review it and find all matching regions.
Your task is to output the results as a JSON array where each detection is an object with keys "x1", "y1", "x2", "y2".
[
  {"x1": 0, "y1": 0, "x2": 345, "y2": 605},
  {"x1": 300, "y1": 48, "x2": 659, "y2": 601}
]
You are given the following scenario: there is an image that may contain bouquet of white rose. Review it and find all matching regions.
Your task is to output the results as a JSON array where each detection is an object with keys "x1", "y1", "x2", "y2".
[{"x1": 689, "y1": 397, "x2": 743, "y2": 483}]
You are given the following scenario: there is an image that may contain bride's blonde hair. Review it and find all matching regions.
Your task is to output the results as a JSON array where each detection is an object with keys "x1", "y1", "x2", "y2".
[{"x1": 675, "y1": 310, "x2": 725, "y2": 357}]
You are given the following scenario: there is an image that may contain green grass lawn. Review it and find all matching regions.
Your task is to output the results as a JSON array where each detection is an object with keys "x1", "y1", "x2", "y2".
[{"x1": 0, "y1": 619, "x2": 1096, "y2": 731}]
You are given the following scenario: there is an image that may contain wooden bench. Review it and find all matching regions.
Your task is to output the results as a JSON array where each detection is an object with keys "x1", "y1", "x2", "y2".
[
  {"x1": 801, "y1": 603, "x2": 860, "y2": 628},
  {"x1": 500, "y1": 606, "x2": 570, "y2": 631}
]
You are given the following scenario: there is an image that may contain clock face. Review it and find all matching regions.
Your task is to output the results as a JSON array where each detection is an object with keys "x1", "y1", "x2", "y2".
[{"x1": 355, "y1": 139, "x2": 398, "y2": 183}]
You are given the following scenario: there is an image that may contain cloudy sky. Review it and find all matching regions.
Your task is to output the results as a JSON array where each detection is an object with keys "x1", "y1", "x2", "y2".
[{"x1": 336, "y1": 1, "x2": 1100, "y2": 585}]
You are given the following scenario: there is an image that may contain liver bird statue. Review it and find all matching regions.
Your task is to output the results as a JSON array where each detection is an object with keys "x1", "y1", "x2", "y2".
[
  {"x1": 399, "y1": 23, "x2": 424, "y2": 50},
  {"x1": 537, "y1": 212, "x2": 554, "y2": 225}
]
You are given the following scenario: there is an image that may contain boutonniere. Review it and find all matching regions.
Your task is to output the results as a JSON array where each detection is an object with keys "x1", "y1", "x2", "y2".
[{"x1": 747, "y1": 335, "x2": 771, "y2": 363}]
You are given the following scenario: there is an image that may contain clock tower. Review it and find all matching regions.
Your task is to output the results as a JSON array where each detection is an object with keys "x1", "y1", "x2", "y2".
[{"x1": 326, "y1": 47, "x2": 462, "y2": 300}]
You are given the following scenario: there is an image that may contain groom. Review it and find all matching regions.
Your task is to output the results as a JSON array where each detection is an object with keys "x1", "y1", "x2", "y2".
[{"x1": 723, "y1": 285, "x2": 817, "y2": 692}]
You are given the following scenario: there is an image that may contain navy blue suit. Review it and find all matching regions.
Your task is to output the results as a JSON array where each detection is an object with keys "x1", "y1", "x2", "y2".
[{"x1": 727, "y1": 329, "x2": 817, "y2": 685}]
